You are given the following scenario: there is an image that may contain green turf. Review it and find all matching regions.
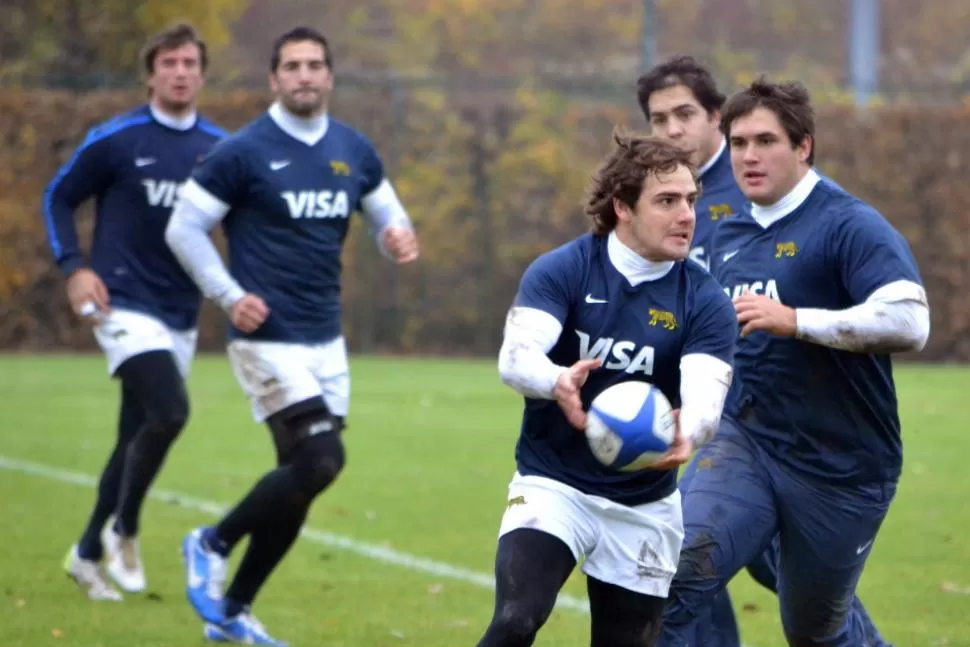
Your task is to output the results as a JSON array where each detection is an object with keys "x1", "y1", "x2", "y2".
[{"x1": 0, "y1": 354, "x2": 967, "y2": 646}]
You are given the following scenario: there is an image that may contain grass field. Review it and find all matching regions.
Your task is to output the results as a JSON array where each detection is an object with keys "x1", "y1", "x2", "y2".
[{"x1": 0, "y1": 354, "x2": 968, "y2": 647}]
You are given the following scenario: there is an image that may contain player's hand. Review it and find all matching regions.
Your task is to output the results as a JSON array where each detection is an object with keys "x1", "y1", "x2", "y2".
[
  {"x1": 382, "y1": 226, "x2": 419, "y2": 264},
  {"x1": 646, "y1": 409, "x2": 694, "y2": 470},
  {"x1": 555, "y1": 358, "x2": 602, "y2": 430},
  {"x1": 66, "y1": 268, "x2": 110, "y2": 320},
  {"x1": 230, "y1": 294, "x2": 270, "y2": 333},
  {"x1": 733, "y1": 291, "x2": 796, "y2": 338}
]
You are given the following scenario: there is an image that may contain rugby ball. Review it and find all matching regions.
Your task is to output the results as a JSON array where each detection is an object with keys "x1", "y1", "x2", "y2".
[{"x1": 585, "y1": 381, "x2": 675, "y2": 471}]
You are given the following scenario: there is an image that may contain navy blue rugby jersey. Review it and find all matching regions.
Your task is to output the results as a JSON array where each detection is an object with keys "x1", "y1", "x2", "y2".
[
  {"x1": 44, "y1": 104, "x2": 226, "y2": 330},
  {"x1": 512, "y1": 233, "x2": 736, "y2": 505},
  {"x1": 189, "y1": 113, "x2": 386, "y2": 344},
  {"x1": 690, "y1": 143, "x2": 747, "y2": 271},
  {"x1": 710, "y1": 177, "x2": 924, "y2": 483}
]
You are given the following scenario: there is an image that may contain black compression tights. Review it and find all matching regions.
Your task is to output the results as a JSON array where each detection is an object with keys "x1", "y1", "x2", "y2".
[
  {"x1": 77, "y1": 350, "x2": 188, "y2": 558},
  {"x1": 475, "y1": 528, "x2": 667, "y2": 647}
]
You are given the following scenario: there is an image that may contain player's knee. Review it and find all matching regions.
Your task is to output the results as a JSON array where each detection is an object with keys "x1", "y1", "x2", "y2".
[
  {"x1": 291, "y1": 427, "x2": 345, "y2": 497},
  {"x1": 145, "y1": 390, "x2": 189, "y2": 440},
  {"x1": 780, "y1": 593, "x2": 850, "y2": 645},
  {"x1": 270, "y1": 397, "x2": 345, "y2": 465},
  {"x1": 663, "y1": 534, "x2": 722, "y2": 627},
  {"x1": 489, "y1": 601, "x2": 546, "y2": 643},
  {"x1": 675, "y1": 531, "x2": 721, "y2": 583}
]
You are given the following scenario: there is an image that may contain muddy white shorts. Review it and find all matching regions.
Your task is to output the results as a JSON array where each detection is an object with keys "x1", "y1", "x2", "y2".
[
  {"x1": 226, "y1": 337, "x2": 350, "y2": 422},
  {"x1": 497, "y1": 472, "x2": 684, "y2": 597},
  {"x1": 92, "y1": 308, "x2": 197, "y2": 379}
]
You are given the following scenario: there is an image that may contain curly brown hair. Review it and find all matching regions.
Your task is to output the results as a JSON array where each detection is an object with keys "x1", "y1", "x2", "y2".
[{"x1": 585, "y1": 129, "x2": 699, "y2": 235}]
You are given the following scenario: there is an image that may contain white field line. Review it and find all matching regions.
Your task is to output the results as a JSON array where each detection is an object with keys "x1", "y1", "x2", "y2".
[
  {"x1": 0, "y1": 455, "x2": 590, "y2": 613},
  {"x1": 0, "y1": 454, "x2": 757, "y2": 647}
]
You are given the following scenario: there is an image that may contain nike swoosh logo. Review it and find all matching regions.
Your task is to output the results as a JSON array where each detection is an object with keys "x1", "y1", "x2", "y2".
[
  {"x1": 134, "y1": 157, "x2": 156, "y2": 167},
  {"x1": 856, "y1": 540, "x2": 873, "y2": 555},
  {"x1": 585, "y1": 294, "x2": 607, "y2": 304},
  {"x1": 269, "y1": 160, "x2": 290, "y2": 171},
  {"x1": 722, "y1": 250, "x2": 739, "y2": 262}
]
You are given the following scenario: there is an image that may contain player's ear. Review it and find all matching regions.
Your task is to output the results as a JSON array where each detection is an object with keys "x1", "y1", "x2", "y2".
[
  {"x1": 709, "y1": 108, "x2": 721, "y2": 129},
  {"x1": 613, "y1": 197, "x2": 633, "y2": 223},
  {"x1": 268, "y1": 71, "x2": 280, "y2": 94},
  {"x1": 796, "y1": 135, "x2": 812, "y2": 164}
]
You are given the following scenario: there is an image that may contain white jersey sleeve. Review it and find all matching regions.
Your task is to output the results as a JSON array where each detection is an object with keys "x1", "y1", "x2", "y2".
[{"x1": 496, "y1": 244, "x2": 584, "y2": 399}]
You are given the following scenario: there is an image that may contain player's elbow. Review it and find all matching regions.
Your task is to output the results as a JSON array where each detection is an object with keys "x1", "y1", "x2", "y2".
[
  {"x1": 42, "y1": 175, "x2": 65, "y2": 206},
  {"x1": 163, "y1": 215, "x2": 182, "y2": 252},
  {"x1": 497, "y1": 343, "x2": 521, "y2": 390},
  {"x1": 901, "y1": 331, "x2": 929, "y2": 354},
  {"x1": 496, "y1": 342, "x2": 540, "y2": 397},
  {"x1": 905, "y1": 305, "x2": 931, "y2": 352},
  {"x1": 885, "y1": 301, "x2": 931, "y2": 353},
  {"x1": 163, "y1": 211, "x2": 198, "y2": 263},
  {"x1": 870, "y1": 285, "x2": 931, "y2": 353},
  {"x1": 42, "y1": 187, "x2": 71, "y2": 234}
]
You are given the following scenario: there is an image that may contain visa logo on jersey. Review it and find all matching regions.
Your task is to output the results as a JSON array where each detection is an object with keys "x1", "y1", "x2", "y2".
[
  {"x1": 142, "y1": 179, "x2": 184, "y2": 208},
  {"x1": 575, "y1": 330, "x2": 655, "y2": 375},
  {"x1": 724, "y1": 279, "x2": 782, "y2": 302},
  {"x1": 282, "y1": 190, "x2": 350, "y2": 219}
]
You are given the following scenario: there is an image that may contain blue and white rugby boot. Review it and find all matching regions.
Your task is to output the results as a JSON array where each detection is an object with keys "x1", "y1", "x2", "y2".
[
  {"x1": 182, "y1": 527, "x2": 227, "y2": 624},
  {"x1": 203, "y1": 610, "x2": 288, "y2": 646}
]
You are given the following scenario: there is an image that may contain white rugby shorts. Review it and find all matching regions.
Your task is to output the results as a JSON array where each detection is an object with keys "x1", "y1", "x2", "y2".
[
  {"x1": 92, "y1": 308, "x2": 197, "y2": 379},
  {"x1": 227, "y1": 337, "x2": 350, "y2": 422},
  {"x1": 497, "y1": 472, "x2": 684, "y2": 598}
]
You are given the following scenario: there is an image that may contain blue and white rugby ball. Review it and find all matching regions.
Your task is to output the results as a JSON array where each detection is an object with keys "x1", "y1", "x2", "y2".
[{"x1": 585, "y1": 381, "x2": 675, "y2": 471}]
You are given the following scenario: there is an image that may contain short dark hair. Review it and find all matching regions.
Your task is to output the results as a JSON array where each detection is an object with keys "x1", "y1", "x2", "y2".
[
  {"x1": 141, "y1": 22, "x2": 208, "y2": 75},
  {"x1": 584, "y1": 129, "x2": 698, "y2": 236},
  {"x1": 636, "y1": 54, "x2": 726, "y2": 121},
  {"x1": 720, "y1": 76, "x2": 816, "y2": 165},
  {"x1": 270, "y1": 27, "x2": 332, "y2": 72}
]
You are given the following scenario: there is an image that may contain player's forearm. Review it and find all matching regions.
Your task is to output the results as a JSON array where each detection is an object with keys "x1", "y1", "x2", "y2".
[
  {"x1": 497, "y1": 307, "x2": 567, "y2": 400},
  {"x1": 359, "y1": 179, "x2": 414, "y2": 258},
  {"x1": 164, "y1": 182, "x2": 244, "y2": 312},
  {"x1": 42, "y1": 190, "x2": 87, "y2": 276},
  {"x1": 795, "y1": 280, "x2": 930, "y2": 354},
  {"x1": 47, "y1": 198, "x2": 86, "y2": 276},
  {"x1": 678, "y1": 354, "x2": 733, "y2": 447},
  {"x1": 498, "y1": 341, "x2": 569, "y2": 400},
  {"x1": 165, "y1": 215, "x2": 244, "y2": 311},
  {"x1": 56, "y1": 251, "x2": 88, "y2": 277}
]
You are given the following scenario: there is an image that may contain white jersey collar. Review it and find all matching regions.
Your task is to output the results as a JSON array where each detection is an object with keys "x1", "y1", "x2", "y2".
[
  {"x1": 269, "y1": 101, "x2": 330, "y2": 146},
  {"x1": 150, "y1": 102, "x2": 196, "y2": 131},
  {"x1": 698, "y1": 137, "x2": 727, "y2": 177},
  {"x1": 607, "y1": 231, "x2": 675, "y2": 286},
  {"x1": 750, "y1": 168, "x2": 820, "y2": 229}
]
